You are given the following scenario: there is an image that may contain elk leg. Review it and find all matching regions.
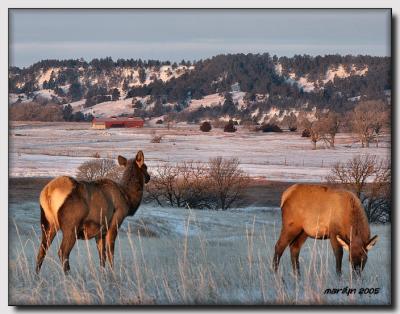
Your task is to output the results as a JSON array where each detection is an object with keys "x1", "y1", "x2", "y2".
[
  {"x1": 330, "y1": 236, "x2": 344, "y2": 276},
  {"x1": 105, "y1": 227, "x2": 118, "y2": 268},
  {"x1": 96, "y1": 235, "x2": 106, "y2": 268},
  {"x1": 36, "y1": 221, "x2": 56, "y2": 274},
  {"x1": 273, "y1": 227, "x2": 303, "y2": 272},
  {"x1": 58, "y1": 229, "x2": 77, "y2": 273},
  {"x1": 289, "y1": 232, "x2": 308, "y2": 276}
]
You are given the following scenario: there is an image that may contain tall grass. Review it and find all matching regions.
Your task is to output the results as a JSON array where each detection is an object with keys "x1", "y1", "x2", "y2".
[{"x1": 9, "y1": 214, "x2": 390, "y2": 305}]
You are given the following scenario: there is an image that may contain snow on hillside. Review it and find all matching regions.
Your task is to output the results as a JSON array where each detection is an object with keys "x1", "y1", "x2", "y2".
[
  {"x1": 232, "y1": 91, "x2": 246, "y2": 108},
  {"x1": 8, "y1": 93, "x2": 28, "y2": 104},
  {"x1": 187, "y1": 93, "x2": 224, "y2": 111},
  {"x1": 275, "y1": 63, "x2": 369, "y2": 93},
  {"x1": 323, "y1": 64, "x2": 368, "y2": 84},
  {"x1": 287, "y1": 73, "x2": 315, "y2": 92},
  {"x1": 68, "y1": 99, "x2": 86, "y2": 111},
  {"x1": 37, "y1": 68, "x2": 61, "y2": 88},
  {"x1": 33, "y1": 89, "x2": 58, "y2": 100},
  {"x1": 79, "y1": 98, "x2": 135, "y2": 117},
  {"x1": 187, "y1": 91, "x2": 246, "y2": 112}
]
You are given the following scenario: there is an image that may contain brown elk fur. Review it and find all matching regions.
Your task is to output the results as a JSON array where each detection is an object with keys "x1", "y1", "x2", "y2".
[
  {"x1": 36, "y1": 151, "x2": 150, "y2": 273},
  {"x1": 273, "y1": 184, "x2": 378, "y2": 276}
]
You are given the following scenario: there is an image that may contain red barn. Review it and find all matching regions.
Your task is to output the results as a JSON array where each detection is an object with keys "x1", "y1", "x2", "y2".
[{"x1": 92, "y1": 117, "x2": 144, "y2": 129}]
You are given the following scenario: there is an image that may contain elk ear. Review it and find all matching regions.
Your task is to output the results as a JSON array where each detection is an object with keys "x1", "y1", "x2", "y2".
[
  {"x1": 336, "y1": 235, "x2": 350, "y2": 251},
  {"x1": 118, "y1": 155, "x2": 127, "y2": 167},
  {"x1": 136, "y1": 150, "x2": 144, "y2": 167},
  {"x1": 366, "y1": 235, "x2": 379, "y2": 251}
]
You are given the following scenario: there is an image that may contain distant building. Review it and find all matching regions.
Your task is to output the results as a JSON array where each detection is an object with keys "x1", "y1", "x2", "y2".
[
  {"x1": 231, "y1": 82, "x2": 241, "y2": 93},
  {"x1": 91, "y1": 116, "x2": 144, "y2": 129}
]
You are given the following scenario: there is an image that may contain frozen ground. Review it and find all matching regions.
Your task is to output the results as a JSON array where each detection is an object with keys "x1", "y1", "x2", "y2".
[
  {"x1": 9, "y1": 122, "x2": 390, "y2": 182},
  {"x1": 9, "y1": 201, "x2": 391, "y2": 305}
]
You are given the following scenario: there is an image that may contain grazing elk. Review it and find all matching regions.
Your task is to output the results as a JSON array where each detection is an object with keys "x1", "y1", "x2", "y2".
[
  {"x1": 273, "y1": 184, "x2": 378, "y2": 277},
  {"x1": 36, "y1": 151, "x2": 150, "y2": 274}
]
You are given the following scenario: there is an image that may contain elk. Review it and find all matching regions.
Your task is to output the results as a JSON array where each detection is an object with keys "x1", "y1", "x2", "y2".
[
  {"x1": 273, "y1": 184, "x2": 378, "y2": 276},
  {"x1": 36, "y1": 151, "x2": 150, "y2": 273}
]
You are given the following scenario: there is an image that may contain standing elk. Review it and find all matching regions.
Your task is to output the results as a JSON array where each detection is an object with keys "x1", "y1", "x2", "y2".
[
  {"x1": 36, "y1": 150, "x2": 150, "y2": 273},
  {"x1": 273, "y1": 184, "x2": 378, "y2": 277}
]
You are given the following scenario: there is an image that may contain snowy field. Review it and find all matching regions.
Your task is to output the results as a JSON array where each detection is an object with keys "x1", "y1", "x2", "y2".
[
  {"x1": 8, "y1": 122, "x2": 391, "y2": 305},
  {"x1": 9, "y1": 122, "x2": 390, "y2": 182},
  {"x1": 9, "y1": 202, "x2": 391, "y2": 305}
]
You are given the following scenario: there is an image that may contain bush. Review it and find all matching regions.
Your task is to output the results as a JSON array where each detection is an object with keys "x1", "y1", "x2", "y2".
[
  {"x1": 150, "y1": 132, "x2": 163, "y2": 143},
  {"x1": 224, "y1": 120, "x2": 237, "y2": 133},
  {"x1": 145, "y1": 158, "x2": 250, "y2": 210},
  {"x1": 200, "y1": 121, "x2": 212, "y2": 132},
  {"x1": 289, "y1": 126, "x2": 297, "y2": 132},
  {"x1": 302, "y1": 129, "x2": 311, "y2": 137},
  {"x1": 259, "y1": 124, "x2": 282, "y2": 133},
  {"x1": 76, "y1": 158, "x2": 122, "y2": 182},
  {"x1": 326, "y1": 155, "x2": 391, "y2": 223}
]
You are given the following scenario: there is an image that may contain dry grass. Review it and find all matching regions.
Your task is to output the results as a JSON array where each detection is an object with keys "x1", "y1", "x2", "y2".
[{"x1": 9, "y1": 211, "x2": 390, "y2": 306}]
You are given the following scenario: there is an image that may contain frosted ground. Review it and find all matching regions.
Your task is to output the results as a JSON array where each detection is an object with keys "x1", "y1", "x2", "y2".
[
  {"x1": 8, "y1": 122, "x2": 391, "y2": 305},
  {"x1": 9, "y1": 202, "x2": 391, "y2": 305},
  {"x1": 9, "y1": 122, "x2": 390, "y2": 181}
]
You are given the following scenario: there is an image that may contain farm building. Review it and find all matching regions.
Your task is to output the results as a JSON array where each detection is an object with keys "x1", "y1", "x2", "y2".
[{"x1": 91, "y1": 117, "x2": 144, "y2": 129}]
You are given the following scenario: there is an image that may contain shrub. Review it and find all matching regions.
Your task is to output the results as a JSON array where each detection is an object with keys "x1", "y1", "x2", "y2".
[
  {"x1": 224, "y1": 120, "x2": 237, "y2": 133},
  {"x1": 289, "y1": 126, "x2": 297, "y2": 132},
  {"x1": 76, "y1": 158, "x2": 122, "y2": 181},
  {"x1": 150, "y1": 132, "x2": 163, "y2": 143},
  {"x1": 259, "y1": 124, "x2": 282, "y2": 132},
  {"x1": 326, "y1": 155, "x2": 391, "y2": 223},
  {"x1": 302, "y1": 129, "x2": 311, "y2": 137},
  {"x1": 145, "y1": 158, "x2": 250, "y2": 210},
  {"x1": 208, "y1": 157, "x2": 250, "y2": 210},
  {"x1": 200, "y1": 121, "x2": 212, "y2": 132}
]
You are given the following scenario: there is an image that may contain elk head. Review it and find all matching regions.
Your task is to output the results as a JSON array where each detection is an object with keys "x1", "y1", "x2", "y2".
[{"x1": 336, "y1": 234, "x2": 379, "y2": 276}]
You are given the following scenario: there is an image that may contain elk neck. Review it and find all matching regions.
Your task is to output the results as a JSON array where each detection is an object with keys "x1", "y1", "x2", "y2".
[{"x1": 120, "y1": 164, "x2": 145, "y2": 215}]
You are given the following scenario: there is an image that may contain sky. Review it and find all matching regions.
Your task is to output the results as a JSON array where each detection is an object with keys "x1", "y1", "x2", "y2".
[{"x1": 9, "y1": 9, "x2": 391, "y2": 68}]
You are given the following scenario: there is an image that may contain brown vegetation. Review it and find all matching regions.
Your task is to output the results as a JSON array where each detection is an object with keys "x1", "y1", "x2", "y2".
[
  {"x1": 200, "y1": 121, "x2": 212, "y2": 132},
  {"x1": 10, "y1": 102, "x2": 63, "y2": 121},
  {"x1": 145, "y1": 158, "x2": 250, "y2": 210},
  {"x1": 76, "y1": 158, "x2": 122, "y2": 181},
  {"x1": 326, "y1": 155, "x2": 391, "y2": 223},
  {"x1": 351, "y1": 100, "x2": 389, "y2": 148}
]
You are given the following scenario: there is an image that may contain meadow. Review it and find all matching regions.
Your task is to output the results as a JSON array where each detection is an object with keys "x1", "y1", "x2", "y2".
[
  {"x1": 9, "y1": 202, "x2": 391, "y2": 305},
  {"x1": 8, "y1": 122, "x2": 391, "y2": 305}
]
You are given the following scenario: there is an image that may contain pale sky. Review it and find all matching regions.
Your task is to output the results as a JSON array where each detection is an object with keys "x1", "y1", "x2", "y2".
[{"x1": 9, "y1": 9, "x2": 391, "y2": 68}]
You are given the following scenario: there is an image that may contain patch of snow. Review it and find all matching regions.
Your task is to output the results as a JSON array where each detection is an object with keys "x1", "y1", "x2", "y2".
[
  {"x1": 80, "y1": 98, "x2": 135, "y2": 117},
  {"x1": 323, "y1": 64, "x2": 368, "y2": 84},
  {"x1": 187, "y1": 93, "x2": 224, "y2": 111},
  {"x1": 348, "y1": 96, "x2": 361, "y2": 102},
  {"x1": 274, "y1": 63, "x2": 283, "y2": 76},
  {"x1": 33, "y1": 89, "x2": 57, "y2": 100}
]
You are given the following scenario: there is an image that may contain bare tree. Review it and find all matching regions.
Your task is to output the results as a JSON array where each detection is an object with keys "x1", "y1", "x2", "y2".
[
  {"x1": 298, "y1": 112, "x2": 320, "y2": 150},
  {"x1": 76, "y1": 158, "x2": 122, "y2": 181},
  {"x1": 319, "y1": 112, "x2": 340, "y2": 148},
  {"x1": 351, "y1": 100, "x2": 389, "y2": 148},
  {"x1": 208, "y1": 157, "x2": 250, "y2": 210},
  {"x1": 326, "y1": 155, "x2": 391, "y2": 223}
]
